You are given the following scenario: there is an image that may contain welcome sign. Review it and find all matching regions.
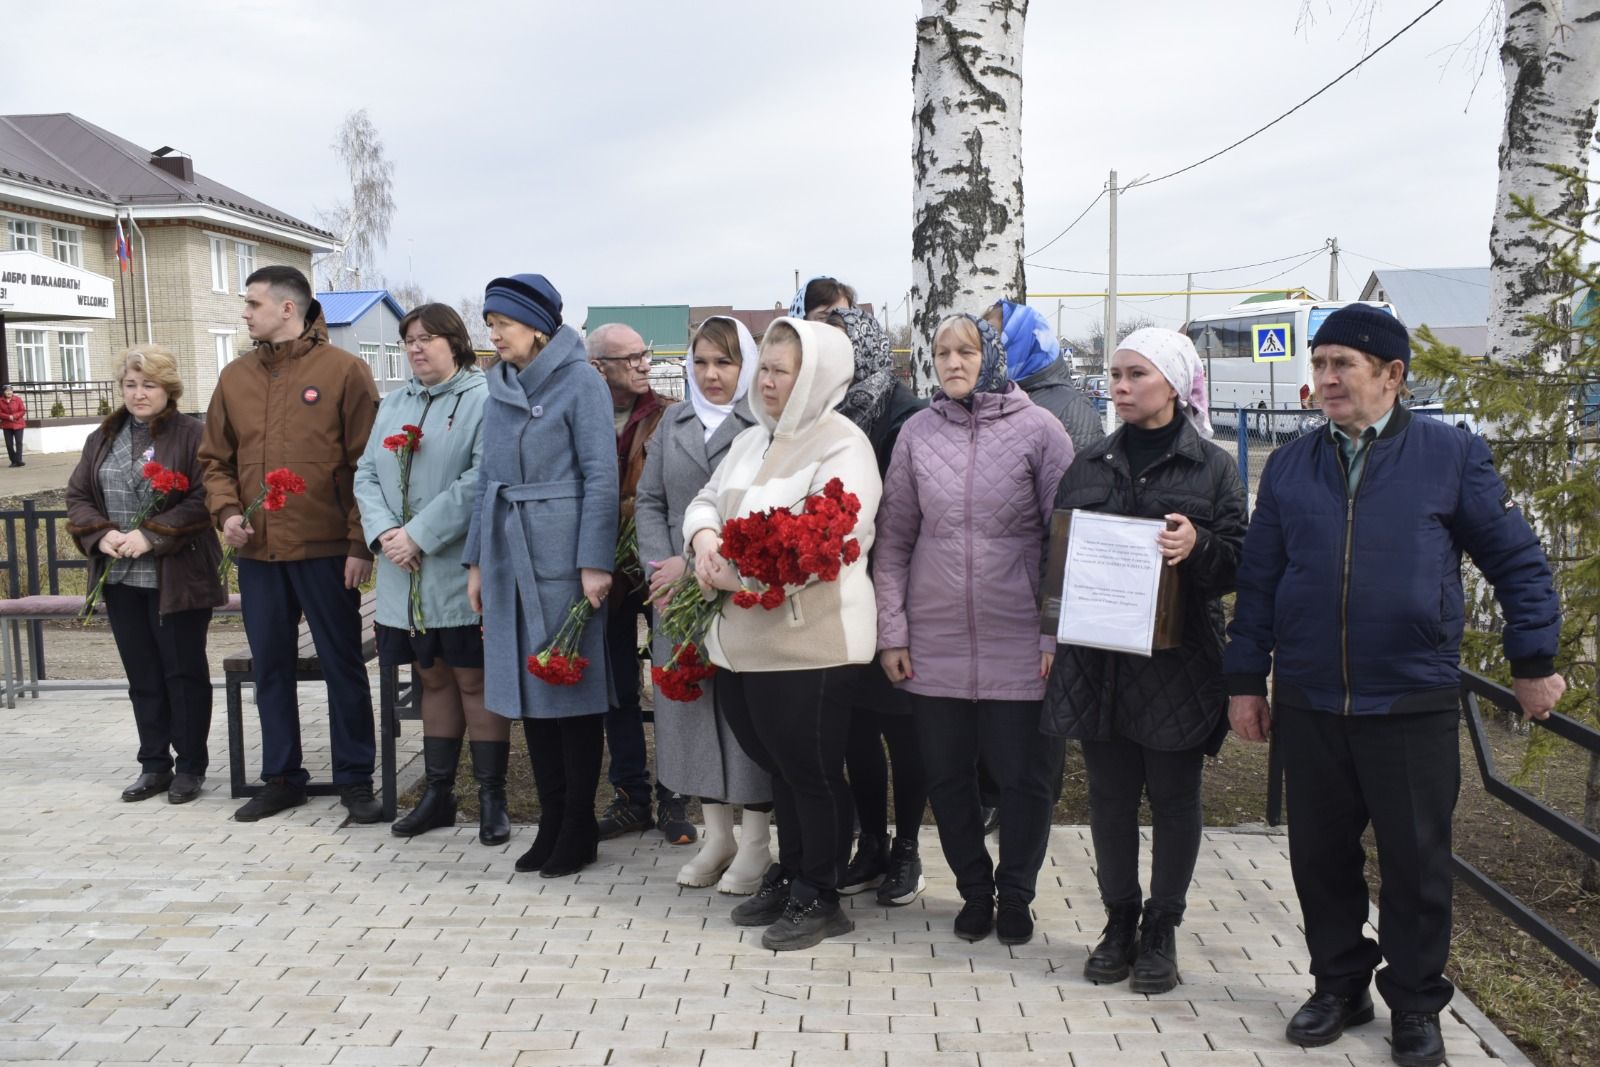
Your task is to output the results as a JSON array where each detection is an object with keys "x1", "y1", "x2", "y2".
[{"x1": 0, "y1": 250, "x2": 115, "y2": 320}]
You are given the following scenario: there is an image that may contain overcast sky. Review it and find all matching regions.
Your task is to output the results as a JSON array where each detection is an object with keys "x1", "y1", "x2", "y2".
[{"x1": 4, "y1": 0, "x2": 1548, "y2": 340}]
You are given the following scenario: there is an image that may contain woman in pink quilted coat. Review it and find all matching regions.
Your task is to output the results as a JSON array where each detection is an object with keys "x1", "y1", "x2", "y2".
[{"x1": 874, "y1": 313, "x2": 1075, "y2": 947}]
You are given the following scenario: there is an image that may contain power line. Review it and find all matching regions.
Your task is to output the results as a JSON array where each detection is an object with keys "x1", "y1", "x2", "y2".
[
  {"x1": 1192, "y1": 249, "x2": 1329, "y2": 292},
  {"x1": 1025, "y1": 188, "x2": 1105, "y2": 260},
  {"x1": 1129, "y1": 0, "x2": 1445, "y2": 193},
  {"x1": 1029, "y1": 246, "x2": 1326, "y2": 278},
  {"x1": 1339, "y1": 247, "x2": 1491, "y2": 287}
]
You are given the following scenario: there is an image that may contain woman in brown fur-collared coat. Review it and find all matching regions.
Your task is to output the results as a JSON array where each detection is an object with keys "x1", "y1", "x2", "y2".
[{"x1": 67, "y1": 345, "x2": 226, "y2": 806}]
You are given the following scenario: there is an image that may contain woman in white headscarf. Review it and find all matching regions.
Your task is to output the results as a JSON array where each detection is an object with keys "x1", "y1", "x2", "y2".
[
  {"x1": 1040, "y1": 327, "x2": 1248, "y2": 995},
  {"x1": 634, "y1": 316, "x2": 773, "y2": 894}
]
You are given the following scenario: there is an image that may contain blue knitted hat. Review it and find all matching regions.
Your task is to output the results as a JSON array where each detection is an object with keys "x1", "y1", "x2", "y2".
[
  {"x1": 483, "y1": 274, "x2": 563, "y2": 336},
  {"x1": 1312, "y1": 304, "x2": 1410, "y2": 369}
]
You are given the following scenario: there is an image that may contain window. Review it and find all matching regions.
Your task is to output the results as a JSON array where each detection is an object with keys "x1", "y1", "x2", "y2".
[
  {"x1": 234, "y1": 241, "x2": 256, "y2": 294},
  {"x1": 385, "y1": 344, "x2": 403, "y2": 381},
  {"x1": 359, "y1": 343, "x2": 381, "y2": 376},
  {"x1": 13, "y1": 330, "x2": 48, "y2": 382},
  {"x1": 57, "y1": 332, "x2": 88, "y2": 382},
  {"x1": 50, "y1": 227, "x2": 82, "y2": 268},
  {"x1": 7, "y1": 218, "x2": 39, "y2": 253},
  {"x1": 209, "y1": 237, "x2": 228, "y2": 292},
  {"x1": 213, "y1": 330, "x2": 239, "y2": 371}
]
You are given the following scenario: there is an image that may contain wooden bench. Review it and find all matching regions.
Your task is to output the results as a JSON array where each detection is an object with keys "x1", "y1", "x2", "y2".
[
  {"x1": 0, "y1": 593, "x2": 243, "y2": 709},
  {"x1": 222, "y1": 589, "x2": 415, "y2": 821}
]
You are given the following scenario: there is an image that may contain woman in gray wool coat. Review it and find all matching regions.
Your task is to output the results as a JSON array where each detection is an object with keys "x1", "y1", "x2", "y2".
[
  {"x1": 635, "y1": 316, "x2": 772, "y2": 895},
  {"x1": 463, "y1": 273, "x2": 619, "y2": 879}
]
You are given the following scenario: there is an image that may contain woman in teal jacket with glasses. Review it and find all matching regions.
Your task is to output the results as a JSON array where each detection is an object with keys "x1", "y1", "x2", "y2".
[{"x1": 354, "y1": 302, "x2": 504, "y2": 845}]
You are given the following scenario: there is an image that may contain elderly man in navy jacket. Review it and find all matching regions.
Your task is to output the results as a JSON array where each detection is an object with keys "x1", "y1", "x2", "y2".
[{"x1": 1223, "y1": 304, "x2": 1564, "y2": 1067}]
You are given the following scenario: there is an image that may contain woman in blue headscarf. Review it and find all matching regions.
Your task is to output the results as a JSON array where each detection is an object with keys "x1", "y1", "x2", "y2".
[{"x1": 988, "y1": 300, "x2": 1106, "y2": 454}]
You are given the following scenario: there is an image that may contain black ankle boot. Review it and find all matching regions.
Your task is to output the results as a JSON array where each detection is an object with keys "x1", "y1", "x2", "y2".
[
  {"x1": 1129, "y1": 906, "x2": 1182, "y2": 994},
  {"x1": 516, "y1": 789, "x2": 565, "y2": 873},
  {"x1": 392, "y1": 736, "x2": 460, "y2": 837},
  {"x1": 1083, "y1": 901, "x2": 1142, "y2": 984},
  {"x1": 469, "y1": 740, "x2": 511, "y2": 846},
  {"x1": 539, "y1": 812, "x2": 600, "y2": 878}
]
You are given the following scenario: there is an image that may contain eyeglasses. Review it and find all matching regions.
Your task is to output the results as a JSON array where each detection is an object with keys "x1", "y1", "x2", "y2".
[
  {"x1": 596, "y1": 350, "x2": 652, "y2": 367},
  {"x1": 402, "y1": 334, "x2": 441, "y2": 349}
]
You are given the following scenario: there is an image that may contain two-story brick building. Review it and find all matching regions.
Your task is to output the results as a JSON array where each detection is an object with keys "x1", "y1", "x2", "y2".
[{"x1": 0, "y1": 112, "x2": 336, "y2": 449}]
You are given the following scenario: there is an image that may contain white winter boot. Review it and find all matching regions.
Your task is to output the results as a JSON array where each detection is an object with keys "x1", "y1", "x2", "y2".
[
  {"x1": 717, "y1": 806, "x2": 774, "y2": 895},
  {"x1": 676, "y1": 802, "x2": 737, "y2": 887}
]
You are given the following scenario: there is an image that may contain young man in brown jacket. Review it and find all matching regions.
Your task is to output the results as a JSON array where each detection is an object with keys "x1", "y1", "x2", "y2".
[{"x1": 200, "y1": 266, "x2": 382, "y2": 823}]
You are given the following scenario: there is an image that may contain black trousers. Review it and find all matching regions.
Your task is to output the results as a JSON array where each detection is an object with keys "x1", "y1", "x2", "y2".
[
  {"x1": 237, "y1": 557, "x2": 375, "y2": 787},
  {"x1": 104, "y1": 583, "x2": 213, "y2": 776},
  {"x1": 914, "y1": 695, "x2": 1065, "y2": 904},
  {"x1": 604, "y1": 584, "x2": 669, "y2": 803},
  {"x1": 717, "y1": 666, "x2": 856, "y2": 904},
  {"x1": 1080, "y1": 734, "x2": 1205, "y2": 917},
  {"x1": 3, "y1": 428, "x2": 21, "y2": 465},
  {"x1": 845, "y1": 704, "x2": 926, "y2": 841},
  {"x1": 1278, "y1": 705, "x2": 1460, "y2": 1012}
]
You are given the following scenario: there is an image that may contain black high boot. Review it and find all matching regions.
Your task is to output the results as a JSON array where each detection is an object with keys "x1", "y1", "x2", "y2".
[
  {"x1": 1130, "y1": 906, "x2": 1182, "y2": 994},
  {"x1": 539, "y1": 714, "x2": 603, "y2": 879},
  {"x1": 391, "y1": 736, "x2": 460, "y2": 837},
  {"x1": 516, "y1": 720, "x2": 567, "y2": 873},
  {"x1": 1083, "y1": 901, "x2": 1142, "y2": 984},
  {"x1": 469, "y1": 740, "x2": 511, "y2": 846}
]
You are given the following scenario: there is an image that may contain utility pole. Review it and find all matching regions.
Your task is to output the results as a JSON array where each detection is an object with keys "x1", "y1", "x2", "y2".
[
  {"x1": 1327, "y1": 237, "x2": 1340, "y2": 300},
  {"x1": 1103, "y1": 169, "x2": 1117, "y2": 364},
  {"x1": 1184, "y1": 272, "x2": 1193, "y2": 330}
]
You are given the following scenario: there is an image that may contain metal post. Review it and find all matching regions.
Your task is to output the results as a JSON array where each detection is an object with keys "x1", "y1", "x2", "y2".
[
  {"x1": 1104, "y1": 170, "x2": 1118, "y2": 362},
  {"x1": 1237, "y1": 408, "x2": 1249, "y2": 487},
  {"x1": 1328, "y1": 237, "x2": 1340, "y2": 300},
  {"x1": 21, "y1": 499, "x2": 43, "y2": 683}
]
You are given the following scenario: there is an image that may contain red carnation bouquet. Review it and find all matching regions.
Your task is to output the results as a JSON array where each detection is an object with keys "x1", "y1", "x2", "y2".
[
  {"x1": 218, "y1": 467, "x2": 308, "y2": 584},
  {"x1": 81, "y1": 461, "x2": 190, "y2": 623},
  {"x1": 650, "y1": 477, "x2": 863, "y2": 701},
  {"x1": 527, "y1": 597, "x2": 595, "y2": 686},
  {"x1": 382, "y1": 424, "x2": 426, "y2": 633}
]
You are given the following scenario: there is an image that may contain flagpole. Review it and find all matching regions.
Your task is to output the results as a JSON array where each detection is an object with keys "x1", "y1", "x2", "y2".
[{"x1": 116, "y1": 212, "x2": 132, "y2": 347}]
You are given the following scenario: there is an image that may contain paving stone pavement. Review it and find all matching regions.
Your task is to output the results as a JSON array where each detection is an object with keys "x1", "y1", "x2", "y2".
[{"x1": 0, "y1": 690, "x2": 1528, "y2": 1067}]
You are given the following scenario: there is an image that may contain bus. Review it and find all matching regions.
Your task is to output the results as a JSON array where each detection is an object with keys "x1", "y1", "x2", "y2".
[{"x1": 1184, "y1": 298, "x2": 1397, "y2": 435}]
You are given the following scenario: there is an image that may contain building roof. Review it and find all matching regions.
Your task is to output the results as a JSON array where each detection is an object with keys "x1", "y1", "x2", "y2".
[
  {"x1": 584, "y1": 305, "x2": 691, "y2": 350},
  {"x1": 1358, "y1": 268, "x2": 1489, "y2": 329},
  {"x1": 316, "y1": 290, "x2": 406, "y2": 326},
  {"x1": 0, "y1": 113, "x2": 335, "y2": 241}
]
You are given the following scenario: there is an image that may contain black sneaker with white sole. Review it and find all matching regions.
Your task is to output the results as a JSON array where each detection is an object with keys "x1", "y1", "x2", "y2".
[
  {"x1": 875, "y1": 836, "x2": 925, "y2": 906},
  {"x1": 839, "y1": 833, "x2": 890, "y2": 895}
]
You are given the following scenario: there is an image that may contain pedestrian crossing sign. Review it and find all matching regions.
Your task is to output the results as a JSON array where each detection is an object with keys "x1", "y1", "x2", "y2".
[{"x1": 1252, "y1": 323, "x2": 1291, "y2": 362}]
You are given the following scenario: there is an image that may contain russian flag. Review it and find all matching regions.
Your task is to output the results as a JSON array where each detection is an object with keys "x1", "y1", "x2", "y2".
[{"x1": 114, "y1": 219, "x2": 131, "y2": 273}]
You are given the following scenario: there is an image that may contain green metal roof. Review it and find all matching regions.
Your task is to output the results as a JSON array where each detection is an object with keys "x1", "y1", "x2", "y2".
[{"x1": 583, "y1": 305, "x2": 690, "y2": 350}]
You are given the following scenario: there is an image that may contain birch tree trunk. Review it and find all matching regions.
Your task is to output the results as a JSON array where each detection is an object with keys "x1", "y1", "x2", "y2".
[
  {"x1": 910, "y1": 0, "x2": 1027, "y2": 394},
  {"x1": 1486, "y1": 0, "x2": 1600, "y2": 364}
]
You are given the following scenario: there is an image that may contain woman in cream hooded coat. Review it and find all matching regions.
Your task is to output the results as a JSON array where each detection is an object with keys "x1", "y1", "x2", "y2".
[{"x1": 684, "y1": 317, "x2": 882, "y2": 952}]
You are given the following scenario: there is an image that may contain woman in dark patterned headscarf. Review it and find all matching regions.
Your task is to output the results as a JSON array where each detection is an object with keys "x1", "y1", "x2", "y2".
[
  {"x1": 823, "y1": 306, "x2": 933, "y2": 909},
  {"x1": 873, "y1": 311, "x2": 1074, "y2": 947}
]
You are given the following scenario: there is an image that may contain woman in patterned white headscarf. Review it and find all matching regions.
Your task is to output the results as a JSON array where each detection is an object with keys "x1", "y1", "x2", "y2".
[{"x1": 1041, "y1": 326, "x2": 1245, "y2": 997}]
